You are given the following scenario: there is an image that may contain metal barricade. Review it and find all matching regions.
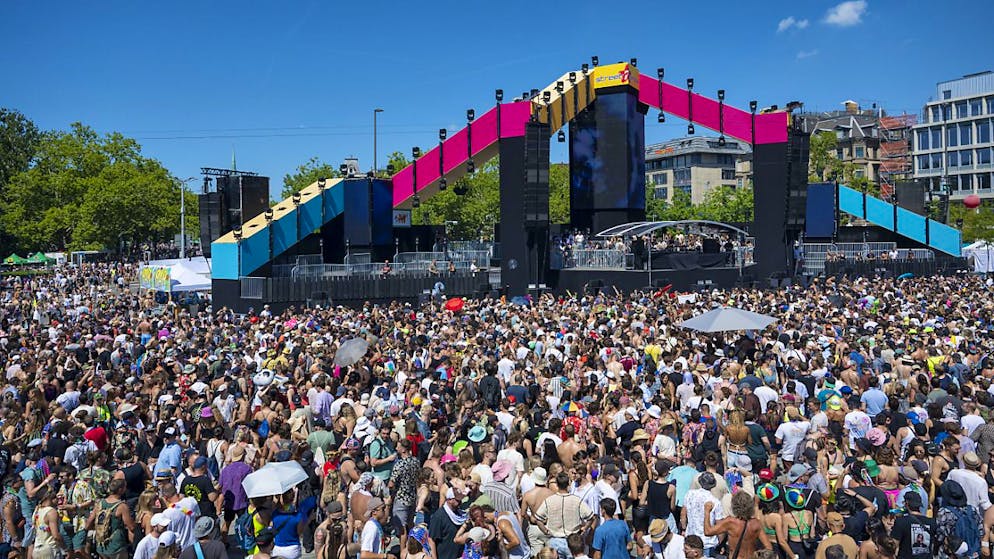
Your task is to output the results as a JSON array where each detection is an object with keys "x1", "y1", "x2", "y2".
[
  {"x1": 568, "y1": 249, "x2": 626, "y2": 269},
  {"x1": 240, "y1": 277, "x2": 266, "y2": 299}
]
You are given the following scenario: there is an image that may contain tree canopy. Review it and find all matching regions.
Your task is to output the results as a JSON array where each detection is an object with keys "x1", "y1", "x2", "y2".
[
  {"x1": 1, "y1": 120, "x2": 190, "y2": 253},
  {"x1": 647, "y1": 186, "x2": 753, "y2": 223},
  {"x1": 281, "y1": 157, "x2": 342, "y2": 199}
]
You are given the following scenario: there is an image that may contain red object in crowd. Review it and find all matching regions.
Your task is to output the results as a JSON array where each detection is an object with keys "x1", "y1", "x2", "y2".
[
  {"x1": 965, "y1": 194, "x2": 982, "y2": 209},
  {"x1": 443, "y1": 298, "x2": 465, "y2": 312}
]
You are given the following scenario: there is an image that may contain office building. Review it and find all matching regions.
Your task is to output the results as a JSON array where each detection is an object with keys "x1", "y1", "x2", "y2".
[
  {"x1": 645, "y1": 137, "x2": 751, "y2": 203},
  {"x1": 912, "y1": 71, "x2": 994, "y2": 199}
]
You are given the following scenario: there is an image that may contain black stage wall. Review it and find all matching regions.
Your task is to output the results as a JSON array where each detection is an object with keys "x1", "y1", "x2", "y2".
[
  {"x1": 552, "y1": 267, "x2": 748, "y2": 294},
  {"x1": 752, "y1": 141, "x2": 790, "y2": 279},
  {"x1": 500, "y1": 136, "x2": 529, "y2": 296}
]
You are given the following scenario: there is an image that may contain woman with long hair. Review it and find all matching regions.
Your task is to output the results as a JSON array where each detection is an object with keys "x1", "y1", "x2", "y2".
[{"x1": 628, "y1": 451, "x2": 651, "y2": 535}]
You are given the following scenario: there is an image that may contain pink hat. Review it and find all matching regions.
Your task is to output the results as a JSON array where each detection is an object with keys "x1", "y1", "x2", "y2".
[
  {"x1": 491, "y1": 460, "x2": 513, "y2": 482},
  {"x1": 866, "y1": 427, "x2": 887, "y2": 447},
  {"x1": 440, "y1": 453, "x2": 457, "y2": 465},
  {"x1": 200, "y1": 406, "x2": 214, "y2": 418}
]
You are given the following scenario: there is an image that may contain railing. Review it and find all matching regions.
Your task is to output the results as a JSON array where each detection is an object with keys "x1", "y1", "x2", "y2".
[
  {"x1": 395, "y1": 251, "x2": 447, "y2": 263},
  {"x1": 240, "y1": 277, "x2": 266, "y2": 299},
  {"x1": 566, "y1": 249, "x2": 627, "y2": 269},
  {"x1": 802, "y1": 242, "x2": 933, "y2": 275},
  {"x1": 344, "y1": 252, "x2": 371, "y2": 265},
  {"x1": 290, "y1": 260, "x2": 480, "y2": 278}
]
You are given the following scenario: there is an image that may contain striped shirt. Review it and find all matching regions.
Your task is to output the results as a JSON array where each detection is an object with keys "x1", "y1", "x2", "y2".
[{"x1": 482, "y1": 480, "x2": 520, "y2": 514}]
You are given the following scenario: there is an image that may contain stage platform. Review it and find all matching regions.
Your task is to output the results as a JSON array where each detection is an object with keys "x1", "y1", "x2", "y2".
[{"x1": 550, "y1": 265, "x2": 753, "y2": 295}]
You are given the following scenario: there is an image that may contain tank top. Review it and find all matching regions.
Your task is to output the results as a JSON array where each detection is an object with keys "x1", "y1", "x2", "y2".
[
  {"x1": 498, "y1": 511, "x2": 530, "y2": 559},
  {"x1": 647, "y1": 480, "x2": 672, "y2": 519},
  {"x1": 122, "y1": 463, "x2": 146, "y2": 500},
  {"x1": 32, "y1": 506, "x2": 57, "y2": 550}
]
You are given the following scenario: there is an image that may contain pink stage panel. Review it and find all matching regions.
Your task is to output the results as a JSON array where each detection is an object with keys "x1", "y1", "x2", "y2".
[{"x1": 391, "y1": 102, "x2": 532, "y2": 206}]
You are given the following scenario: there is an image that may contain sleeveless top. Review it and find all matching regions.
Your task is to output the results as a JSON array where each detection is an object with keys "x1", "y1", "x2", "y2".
[
  {"x1": 498, "y1": 511, "x2": 530, "y2": 559},
  {"x1": 122, "y1": 462, "x2": 146, "y2": 500},
  {"x1": 647, "y1": 480, "x2": 672, "y2": 520},
  {"x1": 32, "y1": 506, "x2": 57, "y2": 550}
]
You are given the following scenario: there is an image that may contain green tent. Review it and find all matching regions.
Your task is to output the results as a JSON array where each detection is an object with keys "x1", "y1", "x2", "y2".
[
  {"x1": 26, "y1": 252, "x2": 55, "y2": 265},
  {"x1": 3, "y1": 254, "x2": 27, "y2": 265}
]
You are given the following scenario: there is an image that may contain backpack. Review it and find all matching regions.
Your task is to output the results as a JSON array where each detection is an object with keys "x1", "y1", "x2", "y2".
[
  {"x1": 234, "y1": 508, "x2": 259, "y2": 550},
  {"x1": 206, "y1": 439, "x2": 223, "y2": 479},
  {"x1": 951, "y1": 506, "x2": 982, "y2": 557},
  {"x1": 94, "y1": 499, "x2": 122, "y2": 547}
]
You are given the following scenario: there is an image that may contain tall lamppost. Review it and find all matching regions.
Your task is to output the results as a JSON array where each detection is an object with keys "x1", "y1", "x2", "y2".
[
  {"x1": 178, "y1": 177, "x2": 197, "y2": 258},
  {"x1": 373, "y1": 108, "x2": 384, "y2": 176}
]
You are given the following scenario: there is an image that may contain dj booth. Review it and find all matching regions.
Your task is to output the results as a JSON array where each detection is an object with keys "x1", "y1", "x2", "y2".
[{"x1": 650, "y1": 251, "x2": 731, "y2": 270}]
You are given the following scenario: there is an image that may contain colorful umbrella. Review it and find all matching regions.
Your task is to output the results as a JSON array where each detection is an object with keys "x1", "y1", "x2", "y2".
[{"x1": 443, "y1": 297, "x2": 464, "y2": 312}]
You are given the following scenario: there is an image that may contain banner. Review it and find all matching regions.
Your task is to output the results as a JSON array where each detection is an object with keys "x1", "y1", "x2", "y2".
[
  {"x1": 392, "y1": 209, "x2": 412, "y2": 228},
  {"x1": 139, "y1": 267, "x2": 154, "y2": 290},
  {"x1": 139, "y1": 266, "x2": 172, "y2": 292}
]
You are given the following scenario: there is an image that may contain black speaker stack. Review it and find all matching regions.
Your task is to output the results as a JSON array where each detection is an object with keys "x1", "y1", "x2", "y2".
[
  {"x1": 524, "y1": 122, "x2": 551, "y2": 225},
  {"x1": 199, "y1": 174, "x2": 270, "y2": 256},
  {"x1": 785, "y1": 132, "x2": 809, "y2": 229}
]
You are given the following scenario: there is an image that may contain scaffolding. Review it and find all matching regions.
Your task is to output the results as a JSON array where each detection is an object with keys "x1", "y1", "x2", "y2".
[{"x1": 878, "y1": 114, "x2": 917, "y2": 201}]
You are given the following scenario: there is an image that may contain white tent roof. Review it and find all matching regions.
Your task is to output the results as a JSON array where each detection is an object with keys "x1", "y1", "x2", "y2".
[{"x1": 168, "y1": 261, "x2": 211, "y2": 292}]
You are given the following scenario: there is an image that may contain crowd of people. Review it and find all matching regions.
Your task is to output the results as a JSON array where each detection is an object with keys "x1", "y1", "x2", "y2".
[{"x1": 1, "y1": 263, "x2": 994, "y2": 559}]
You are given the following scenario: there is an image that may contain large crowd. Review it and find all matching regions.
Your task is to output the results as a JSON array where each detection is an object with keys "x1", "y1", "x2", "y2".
[{"x1": 2, "y1": 264, "x2": 994, "y2": 559}]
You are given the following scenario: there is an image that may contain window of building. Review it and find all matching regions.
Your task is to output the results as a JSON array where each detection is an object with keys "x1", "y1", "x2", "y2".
[
  {"x1": 943, "y1": 105, "x2": 952, "y2": 120},
  {"x1": 943, "y1": 90, "x2": 952, "y2": 100},
  {"x1": 918, "y1": 155, "x2": 930, "y2": 170},
  {"x1": 960, "y1": 150, "x2": 973, "y2": 167},
  {"x1": 978, "y1": 120, "x2": 991, "y2": 144},
  {"x1": 737, "y1": 178, "x2": 744, "y2": 188},
  {"x1": 676, "y1": 155, "x2": 687, "y2": 168},
  {"x1": 931, "y1": 128, "x2": 942, "y2": 148},
  {"x1": 958, "y1": 174, "x2": 972, "y2": 191},
  {"x1": 674, "y1": 169, "x2": 691, "y2": 184},
  {"x1": 660, "y1": 158, "x2": 673, "y2": 170},
  {"x1": 653, "y1": 173, "x2": 668, "y2": 185},
  {"x1": 931, "y1": 106, "x2": 942, "y2": 122},
  {"x1": 988, "y1": 98, "x2": 994, "y2": 115},
  {"x1": 654, "y1": 187, "x2": 669, "y2": 199},
  {"x1": 932, "y1": 153, "x2": 943, "y2": 169},
  {"x1": 979, "y1": 173, "x2": 992, "y2": 191},
  {"x1": 679, "y1": 185, "x2": 692, "y2": 196},
  {"x1": 948, "y1": 152, "x2": 959, "y2": 167},
  {"x1": 689, "y1": 153, "x2": 702, "y2": 165},
  {"x1": 978, "y1": 148, "x2": 991, "y2": 165},
  {"x1": 854, "y1": 169, "x2": 865, "y2": 178},
  {"x1": 948, "y1": 126, "x2": 958, "y2": 147},
  {"x1": 855, "y1": 146, "x2": 865, "y2": 158},
  {"x1": 836, "y1": 148, "x2": 844, "y2": 159},
  {"x1": 721, "y1": 169, "x2": 735, "y2": 180},
  {"x1": 972, "y1": 99, "x2": 983, "y2": 116},
  {"x1": 918, "y1": 130, "x2": 930, "y2": 150},
  {"x1": 957, "y1": 102, "x2": 969, "y2": 118},
  {"x1": 961, "y1": 123, "x2": 973, "y2": 145}
]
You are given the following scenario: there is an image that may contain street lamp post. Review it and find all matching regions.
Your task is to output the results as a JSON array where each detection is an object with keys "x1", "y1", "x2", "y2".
[
  {"x1": 179, "y1": 177, "x2": 197, "y2": 258},
  {"x1": 373, "y1": 108, "x2": 384, "y2": 175}
]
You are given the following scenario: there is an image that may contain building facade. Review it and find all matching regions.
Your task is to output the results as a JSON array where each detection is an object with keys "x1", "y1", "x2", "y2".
[
  {"x1": 645, "y1": 137, "x2": 751, "y2": 204},
  {"x1": 912, "y1": 71, "x2": 994, "y2": 199},
  {"x1": 800, "y1": 102, "x2": 883, "y2": 185}
]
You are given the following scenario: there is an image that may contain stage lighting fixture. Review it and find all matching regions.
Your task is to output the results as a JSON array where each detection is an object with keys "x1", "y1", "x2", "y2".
[
  {"x1": 657, "y1": 68, "x2": 664, "y2": 79},
  {"x1": 202, "y1": 176, "x2": 210, "y2": 193},
  {"x1": 569, "y1": 72, "x2": 576, "y2": 83},
  {"x1": 467, "y1": 159, "x2": 475, "y2": 173},
  {"x1": 439, "y1": 178, "x2": 447, "y2": 190},
  {"x1": 718, "y1": 136, "x2": 726, "y2": 146},
  {"x1": 686, "y1": 78, "x2": 694, "y2": 90},
  {"x1": 264, "y1": 208, "x2": 274, "y2": 222},
  {"x1": 688, "y1": 124, "x2": 695, "y2": 135},
  {"x1": 657, "y1": 112, "x2": 665, "y2": 123},
  {"x1": 717, "y1": 89, "x2": 725, "y2": 101},
  {"x1": 439, "y1": 128, "x2": 447, "y2": 141},
  {"x1": 366, "y1": 171, "x2": 374, "y2": 178},
  {"x1": 495, "y1": 89, "x2": 504, "y2": 102},
  {"x1": 339, "y1": 163, "x2": 348, "y2": 175},
  {"x1": 556, "y1": 81, "x2": 564, "y2": 93},
  {"x1": 630, "y1": 58, "x2": 637, "y2": 67},
  {"x1": 412, "y1": 147, "x2": 421, "y2": 158},
  {"x1": 467, "y1": 109, "x2": 475, "y2": 122},
  {"x1": 749, "y1": 100, "x2": 758, "y2": 113},
  {"x1": 317, "y1": 177, "x2": 326, "y2": 188},
  {"x1": 292, "y1": 192, "x2": 301, "y2": 206},
  {"x1": 558, "y1": 130, "x2": 566, "y2": 142},
  {"x1": 232, "y1": 225, "x2": 242, "y2": 240},
  {"x1": 412, "y1": 195, "x2": 420, "y2": 208},
  {"x1": 386, "y1": 165, "x2": 394, "y2": 175},
  {"x1": 543, "y1": 91, "x2": 551, "y2": 103},
  {"x1": 581, "y1": 63, "x2": 589, "y2": 74},
  {"x1": 591, "y1": 56, "x2": 599, "y2": 67}
]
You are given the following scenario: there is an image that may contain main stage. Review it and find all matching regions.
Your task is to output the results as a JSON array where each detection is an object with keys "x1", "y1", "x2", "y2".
[{"x1": 552, "y1": 265, "x2": 754, "y2": 295}]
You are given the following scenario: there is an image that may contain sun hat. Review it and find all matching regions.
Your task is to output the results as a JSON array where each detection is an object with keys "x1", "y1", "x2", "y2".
[
  {"x1": 631, "y1": 429, "x2": 650, "y2": 444},
  {"x1": 756, "y1": 483, "x2": 780, "y2": 502},
  {"x1": 452, "y1": 440, "x2": 469, "y2": 455},
  {"x1": 866, "y1": 428, "x2": 887, "y2": 447},
  {"x1": 468, "y1": 425, "x2": 487, "y2": 443},
  {"x1": 531, "y1": 467, "x2": 548, "y2": 486},
  {"x1": 193, "y1": 516, "x2": 215, "y2": 539},
  {"x1": 491, "y1": 460, "x2": 513, "y2": 482},
  {"x1": 648, "y1": 519, "x2": 669, "y2": 542}
]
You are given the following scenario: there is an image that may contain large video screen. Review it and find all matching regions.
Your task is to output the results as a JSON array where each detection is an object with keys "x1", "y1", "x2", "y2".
[{"x1": 569, "y1": 93, "x2": 645, "y2": 210}]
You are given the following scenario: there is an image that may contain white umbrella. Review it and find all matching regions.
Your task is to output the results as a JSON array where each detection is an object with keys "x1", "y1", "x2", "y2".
[
  {"x1": 679, "y1": 307, "x2": 776, "y2": 333},
  {"x1": 241, "y1": 461, "x2": 309, "y2": 499}
]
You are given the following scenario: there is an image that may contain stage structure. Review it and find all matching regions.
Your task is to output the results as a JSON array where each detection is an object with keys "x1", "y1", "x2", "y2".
[{"x1": 209, "y1": 59, "x2": 810, "y2": 311}]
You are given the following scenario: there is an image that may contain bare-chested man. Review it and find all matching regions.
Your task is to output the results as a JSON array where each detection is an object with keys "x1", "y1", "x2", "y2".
[{"x1": 522, "y1": 467, "x2": 554, "y2": 554}]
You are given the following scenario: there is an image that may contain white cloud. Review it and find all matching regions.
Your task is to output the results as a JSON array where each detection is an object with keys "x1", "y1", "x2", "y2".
[
  {"x1": 777, "y1": 16, "x2": 810, "y2": 32},
  {"x1": 796, "y1": 49, "x2": 820, "y2": 60},
  {"x1": 824, "y1": 0, "x2": 867, "y2": 26}
]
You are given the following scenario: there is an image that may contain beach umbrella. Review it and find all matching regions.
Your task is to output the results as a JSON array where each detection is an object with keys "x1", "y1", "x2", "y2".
[
  {"x1": 679, "y1": 307, "x2": 776, "y2": 333},
  {"x1": 443, "y1": 298, "x2": 464, "y2": 312},
  {"x1": 241, "y1": 460, "x2": 309, "y2": 499},
  {"x1": 897, "y1": 273, "x2": 914, "y2": 280},
  {"x1": 334, "y1": 337, "x2": 369, "y2": 367}
]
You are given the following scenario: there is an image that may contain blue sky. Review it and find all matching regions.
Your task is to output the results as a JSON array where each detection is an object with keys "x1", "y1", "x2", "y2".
[{"x1": 3, "y1": 0, "x2": 991, "y2": 199}]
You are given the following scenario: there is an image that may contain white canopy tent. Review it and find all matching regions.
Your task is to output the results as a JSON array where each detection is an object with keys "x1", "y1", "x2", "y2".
[
  {"x1": 142, "y1": 257, "x2": 212, "y2": 292},
  {"x1": 962, "y1": 241, "x2": 994, "y2": 273}
]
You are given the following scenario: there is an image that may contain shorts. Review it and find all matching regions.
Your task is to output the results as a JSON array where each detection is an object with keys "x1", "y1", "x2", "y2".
[
  {"x1": 59, "y1": 522, "x2": 88, "y2": 551},
  {"x1": 224, "y1": 507, "x2": 246, "y2": 523},
  {"x1": 726, "y1": 448, "x2": 752, "y2": 471},
  {"x1": 272, "y1": 544, "x2": 302, "y2": 559},
  {"x1": 392, "y1": 501, "x2": 414, "y2": 533}
]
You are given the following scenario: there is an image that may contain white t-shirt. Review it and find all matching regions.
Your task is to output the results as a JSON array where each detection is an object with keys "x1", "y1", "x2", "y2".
[
  {"x1": 360, "y1": 519, "x2": 383, "y2": 554},
  {"x1": 774, "y1": 421, "x2": 811, "y2": 461},
  {"x1": 754, "y1": 386, "x2": 779, "y2": 412},
  {"x1": 471, "y1": 463, "x2": 494, "y2": 485},
  {"x1": 962, "y1": 414, "x2": 985, "y2": 437},
  {"x1": 844, "y1": 410, "x2": 872, "y2": 450},
  {"x1": 594, "y1": 479, "x2": 620, "y2": 514},
  {"x1": 162, "y1": 497, "x2": 200, "y2": 549},
  {"x1": 133, "y1": 533, "x2": 159, "y2": 559}
]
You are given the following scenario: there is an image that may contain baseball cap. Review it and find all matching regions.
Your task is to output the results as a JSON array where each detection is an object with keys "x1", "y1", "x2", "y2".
[
  {"x1": 150, "y1": 513, "x2": 170, "y2": 527},
  {"x1": 158, "y1": 531, "x2": 178, "y2": 547}
]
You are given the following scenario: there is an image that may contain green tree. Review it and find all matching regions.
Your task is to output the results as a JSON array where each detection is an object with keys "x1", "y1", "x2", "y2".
[
  {"x1": 385, "y1": 151, "x2": 409, "y2": 177},
  {"x1": 0, "y1": 108, "x2": 40, "y2": 192},
  {"x1": 653, "y1": 189, "x2": 697, "y2": 220},
  {"x1": 696, "y1": 186, "x2": 754, "y2": 223},
  {"x1": 281, "y1": 157, "x2": 341, "y2": 199},
  {"x1": 961, "y1": 206, "x2": 994, "y2": 244},
  {"x1": 808, "y1": 131, "x2": 842, "y2": 182},
  {"x1": 1, "y1": 122, "x2": 183, "y2": 252}
]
